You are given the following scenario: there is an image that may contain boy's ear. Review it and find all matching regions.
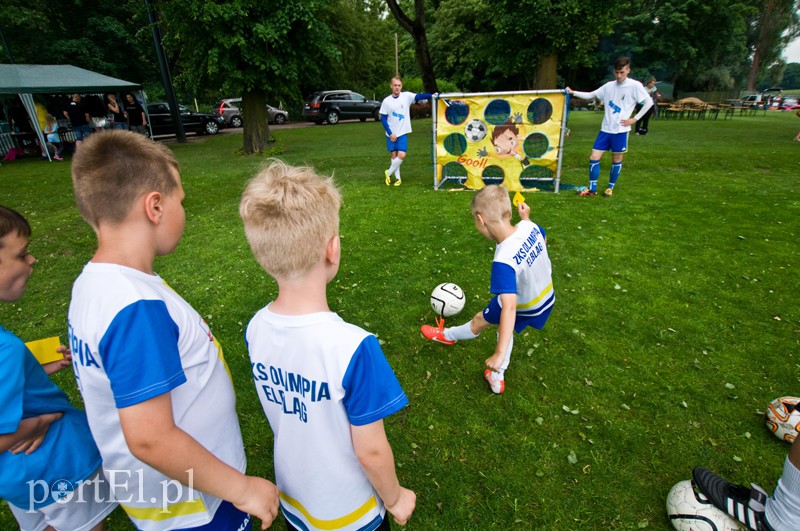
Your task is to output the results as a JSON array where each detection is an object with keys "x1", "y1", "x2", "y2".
[
  {"x1": 475, "y1": 213, "x2": 486, "y2": 227},
  {"x1": 325, "y1": 234, "x2": 340, "y2": 266},
  {"x1": 143, "y1": 191, "x2": 164, "y2": 224}
]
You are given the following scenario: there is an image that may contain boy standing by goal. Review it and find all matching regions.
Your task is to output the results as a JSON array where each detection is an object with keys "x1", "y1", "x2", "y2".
[
  {"x1": 68, "y1": 130, "x2": 279, "y2": 530},
  {"x1": 420, "y1": 185, "x2": 555, "y2": 394},
  {"x1": 567, "y1": 56, "x2": 653, "y2": 197},
  {"x1": 240, "y1": 160, "x2": 416, "y2": 530}
]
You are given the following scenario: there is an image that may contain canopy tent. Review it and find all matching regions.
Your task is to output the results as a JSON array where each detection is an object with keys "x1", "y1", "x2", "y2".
[{"x1": 0, "y1": 64, "x2": 142, "y2": 161}]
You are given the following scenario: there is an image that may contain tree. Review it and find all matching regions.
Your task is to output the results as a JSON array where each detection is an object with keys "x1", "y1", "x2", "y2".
[
  {"x1": 746, "y1": 0, "x2": 800, "y2": 91},
  {"x1": 157, "y1": 0, "x2": 342, "y2": 154},
  {"x1": 780, "y1": 61, "x2": 800, "y2": 87},
  {"x1": 386, "y1": 0, "x2": 439, "y2": 92}
]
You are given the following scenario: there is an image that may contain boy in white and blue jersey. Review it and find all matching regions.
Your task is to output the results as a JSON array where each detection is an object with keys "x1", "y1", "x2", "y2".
[
  {"x1": 380, "y1": 76, "x2": 432, "y2": 186},
  {"x1": 67, "y1": 130, "x2": 279, "y2": 531},
  {"x1": 0, "y1": 205, "x2": 116, "y2": 531},
  {"x1": 568, "y1": 56, "x2": 652, "y2": 197},
  {"x1": 421, "y1": 185, "x2": 555, "y2": 394},
  {"x1": 240, "y1": 160, "x2": 416, "y2": 531}
]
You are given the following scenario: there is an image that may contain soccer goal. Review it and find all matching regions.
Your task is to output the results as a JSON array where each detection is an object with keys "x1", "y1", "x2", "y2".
[{"x1": 432, "y1": 90, "x2": 569, "y2": 192}]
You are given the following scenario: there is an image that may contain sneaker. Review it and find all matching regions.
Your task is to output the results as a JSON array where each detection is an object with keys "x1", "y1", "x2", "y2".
[
  {"x1": 577, "y1": 189, "x2": 596, "y2": 197},
  {"x1": 692, "y1": 467, "x2": 772, "y2": 531},
  {"x1": 394, "y1": 178, "x2": 402, "y2": 186},
  {"x1": 420, "y1": 317, "x2": 455, "y2": 346},
  {"x1": 53, "y1": 155, "x2": 63, "y2": 161},
  {"x1": 385, "y1": 170, "x2": 391, "y2": 186},
  {"x1": 484, "y1": 369, "x2": 505, "y2": 394},
  {"x1": 603, "y1": 188, "x2": 613, "y2": 197}
]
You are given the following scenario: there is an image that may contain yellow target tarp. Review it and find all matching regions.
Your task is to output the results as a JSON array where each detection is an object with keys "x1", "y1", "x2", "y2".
[{"x1": 433, "y1": 90, "x2": 568, "y2": 192}]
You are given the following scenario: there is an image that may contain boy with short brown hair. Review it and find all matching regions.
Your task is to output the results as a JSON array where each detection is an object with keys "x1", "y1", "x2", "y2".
[
  {"x1": 240, "y1": 160, "x2": 416, "y2": 530},
  {"x1": 421, "y1": 185, "x2": 555, "y2": 394},
  {"x1": 68, "y1": 129, "x2": 279, "y2": 530}
]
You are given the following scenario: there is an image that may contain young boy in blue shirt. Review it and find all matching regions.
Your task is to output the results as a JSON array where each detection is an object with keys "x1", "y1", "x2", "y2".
[
  {"x1": 421, "y1": 185, "x2": 555, "y2": 394},
  {"x1": 0, "y1": 205, "x2": 116, "y2": 531}
]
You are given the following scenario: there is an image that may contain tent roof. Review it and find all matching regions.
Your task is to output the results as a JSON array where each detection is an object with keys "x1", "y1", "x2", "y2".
[{"x1": 0, "y1": 64, "x2": 140, "y2": 94}]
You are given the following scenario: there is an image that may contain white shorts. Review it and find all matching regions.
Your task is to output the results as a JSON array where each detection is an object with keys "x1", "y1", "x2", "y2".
[{"x1": 8, "y1": 467, "x2": 117, "y2": 531}]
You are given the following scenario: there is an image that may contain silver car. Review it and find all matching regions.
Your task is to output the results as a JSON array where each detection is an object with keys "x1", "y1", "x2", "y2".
[{"x1": 214, "y1": 98, "x2": 288, "y2": 127}]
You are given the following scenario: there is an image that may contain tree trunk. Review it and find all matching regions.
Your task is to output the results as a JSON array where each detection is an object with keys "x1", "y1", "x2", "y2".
[
  {"x1": 534, "y1": 53, "x2": 558, "y2": 90},
  {"x1": 386, "y1": 0, "x2": 438, "y2": 93},
  {"x1": 242, "y1": 91, "x2": 271, "y2": 155}
]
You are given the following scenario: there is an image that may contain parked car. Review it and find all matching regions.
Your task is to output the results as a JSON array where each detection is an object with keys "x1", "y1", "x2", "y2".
[
  {"x1": 213, "y1": 98, "x2": 289, "y2": 127},
  {"x1": 146, "y1": 102, "x2": 224, "y2": 136},
  {"x1": 302, "y1": 90, "x2": 381, "y2": 125}
]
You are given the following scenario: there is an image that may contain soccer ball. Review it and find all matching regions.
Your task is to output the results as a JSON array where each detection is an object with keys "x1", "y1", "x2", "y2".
[
  {"x1": 666, "y1": 479, "x2": 744, "y2": 531},
  {"x1": 430, "y1": 283, "x2": 466, "y2": 317},
  {"x1": 765, "y1": 396, "x2": 800, "y2": 443},
  {"x1": 464, "y1": 119, "x2": 488, "y2": 142}
]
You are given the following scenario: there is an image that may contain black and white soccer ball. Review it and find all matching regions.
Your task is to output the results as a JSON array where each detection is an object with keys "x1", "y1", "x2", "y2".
[
  {"x1": 464, "y1": 119, "x2": 488, "y2": 142},
  {"x1": 765, "y1": 396, "x2": 800, "y2": 443},
  {"x1": 430, "y1": 283, "x2": 466, "y2": 317},
  {"x1": 666, "y1": 480, "x2": 744, "y2": 531}
]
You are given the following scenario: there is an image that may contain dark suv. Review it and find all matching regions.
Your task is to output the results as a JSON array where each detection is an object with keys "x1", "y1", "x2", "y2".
[{"x1": 302, "y1": 90, "x2": 381, "y2": 125}]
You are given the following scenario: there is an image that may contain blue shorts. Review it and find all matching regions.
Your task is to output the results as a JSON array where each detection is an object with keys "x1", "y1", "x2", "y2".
[
  {"x1": 173, "y1": 500, "x2": 250, "y2": 531},
  {"x1": 483, "y1": 295, "x2": 553, "y2": 333},
  {"x1": 592, "y1": 131, "x2": 628, "y2": 154},
  {"x1": 73, "y1": 124, "x2": 93, "y2": 141},
  {"x1": 386, "y1": 134, "x2": 408, "y2": 153}
]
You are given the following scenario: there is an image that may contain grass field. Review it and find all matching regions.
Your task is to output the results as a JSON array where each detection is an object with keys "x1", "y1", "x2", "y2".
[{"x1": 1, "y1": 109, "x2": 799, "y2": 530}]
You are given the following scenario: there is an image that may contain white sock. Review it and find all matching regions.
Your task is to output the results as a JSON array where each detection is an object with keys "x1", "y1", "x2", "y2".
[
  {"x1": 766, "y1": 456, "x2": 800, "y2": 531},
  {"x1": 388, "y1": 157, "x2": 402, "y2": 176},
  {"x1": 493, "y1": 335, "x2": 514, "y2": 379},
  {"x1": 444, "y1": 321, "x2": 479, "y2": 341},
  {"x1": 394, "y1": 158, "x2": 404, "y2": 180}
]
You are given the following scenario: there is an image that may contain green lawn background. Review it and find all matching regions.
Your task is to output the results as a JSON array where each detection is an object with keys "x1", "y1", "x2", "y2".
[{"x1": 1, "y1": 109, "x2": 799, "y2": 529}]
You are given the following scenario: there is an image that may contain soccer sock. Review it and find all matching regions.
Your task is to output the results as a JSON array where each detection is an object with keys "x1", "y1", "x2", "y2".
[
  {"x1": 608, "y1": 161, "x2": 622, "y2": 189},
  {"x1": 491, "y1": 335, "x2": 514, "y2": 379},
  {"x1": 394, "y1": 158, "x2": 404, "y2": 180},
  {"x1": 444, "y1": 321, "x2": 479, "y2": 342},
  {"x1": 388, "y1": 157, "x2": 402, "y2": 176},
  {"x1": 589, "y1": 160, "x2": 600, "y2": 192},
  {"x1": 765, "y1": 456, "x2": 800, "y2": 531}
]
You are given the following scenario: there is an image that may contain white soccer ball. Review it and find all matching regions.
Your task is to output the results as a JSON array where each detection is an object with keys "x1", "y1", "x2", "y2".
[
  {"x1": 464, "y1": 119, "x2": 488, "y2": 142},
  {"x1": 430, "y1": 283, "x2": 466, "y2": 317},
  {"x1": 666, "y1": 480, "x2": 744, "y2": 531},
  {"x1": 765, "y1": 396, "x2": 800, "y2": 444}
]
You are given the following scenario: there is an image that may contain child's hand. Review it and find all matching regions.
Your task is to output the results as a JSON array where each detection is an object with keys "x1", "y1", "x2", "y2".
[
  {"x1": 385, "y1": 486, "x2": 416, "y2": 525},
  {"x1": 485, "y1": 352, "x2": 506, "y2": 372},
  {"x1": 233, "y1": 476, "x2": 280, "y2": 529},
  {"x1": 9, "y1": 412, "x2": 63, "y2": 455},
  {"x1": 517, "y1": 201, "x2": 530, "y2": 220},
  {"x1": 42, "y1": 345, "x2": 72, "y2": 376}
]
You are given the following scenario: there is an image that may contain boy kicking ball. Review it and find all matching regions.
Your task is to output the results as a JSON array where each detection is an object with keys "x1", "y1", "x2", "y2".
[{"x1": 421, "y1": 185, "x2": 555, "y2": 394}]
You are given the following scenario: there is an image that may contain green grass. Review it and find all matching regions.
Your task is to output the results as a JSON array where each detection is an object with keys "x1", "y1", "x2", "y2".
[{"x1": 1, "y1": 110, "x2": 799, "y2": 530}]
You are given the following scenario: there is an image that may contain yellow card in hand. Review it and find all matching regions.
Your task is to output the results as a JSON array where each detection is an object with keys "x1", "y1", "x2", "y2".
[
  {"x1": 513, "y1": 191, "x2": 526, "y2": 207},
  {"x1": 25, "y1": 336, "x2": 63, "y2": 365}
]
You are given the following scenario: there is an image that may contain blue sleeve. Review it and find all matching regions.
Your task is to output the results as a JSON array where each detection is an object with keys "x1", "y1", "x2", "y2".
[
  {"x1": 538, "y1": 224, "x2": 546, "y2": 239},
  {"x1": 99, "y1": 300, "x2": 186, "y2": 409},
  {"x1": 342, "y1": 335, "x2": 408, "y2": 426},
  {"x1": 380, "y1": 114, "x2": 392, "y2": 135},
  {"x1": 490, "y1": 262, "x2": 517, "y2": 295},
  {"x1": 415, "y1": 93, "x2": 432, "y2": 102},
  {"x1": 0, "y1": 333, "x2": 25, "y2": 434}
]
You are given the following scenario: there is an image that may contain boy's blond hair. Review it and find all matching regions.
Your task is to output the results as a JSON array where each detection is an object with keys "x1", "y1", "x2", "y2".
[
  {"x1": 240, "y1": 160, "x2": 341, "y2": 280},
  {"x1": 71, "y1": 130, "x2": 180, "y2": 228},
  {"x1": 471, "y1": 185, "x2": 511, "y2": 222}
]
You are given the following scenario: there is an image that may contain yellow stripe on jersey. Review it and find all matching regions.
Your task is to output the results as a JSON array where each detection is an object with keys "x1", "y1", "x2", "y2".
[
  {"x1": 280, "y1": 491, "x2": 378, "y2": 530},
  {"x1": 121, "y1": 497, "x2": 207, "y2": 521},
  {"x1": 214, "y1": 337, "x2": 233, "y2": 382},
  {"x1": 517, "y1": 282, "x2": 554, "y2": 310}
]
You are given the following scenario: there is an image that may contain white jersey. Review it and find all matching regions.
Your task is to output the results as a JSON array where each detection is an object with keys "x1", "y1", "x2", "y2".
[
  {"x1": 68, "y1": 262, "x2": 246, "y2": 531},
  {"x1": 379, "y1": 91, "x2": 416, "y2": 137},
  {"x1": 491, "y1": 219, "x2": 554, "y2": 320},
  {"x1": 246, "y1": 307, "x2": 408, "y2": 531},
  {"x1": 574, "y1": 78, "x2": 651, "y2": 133}
]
